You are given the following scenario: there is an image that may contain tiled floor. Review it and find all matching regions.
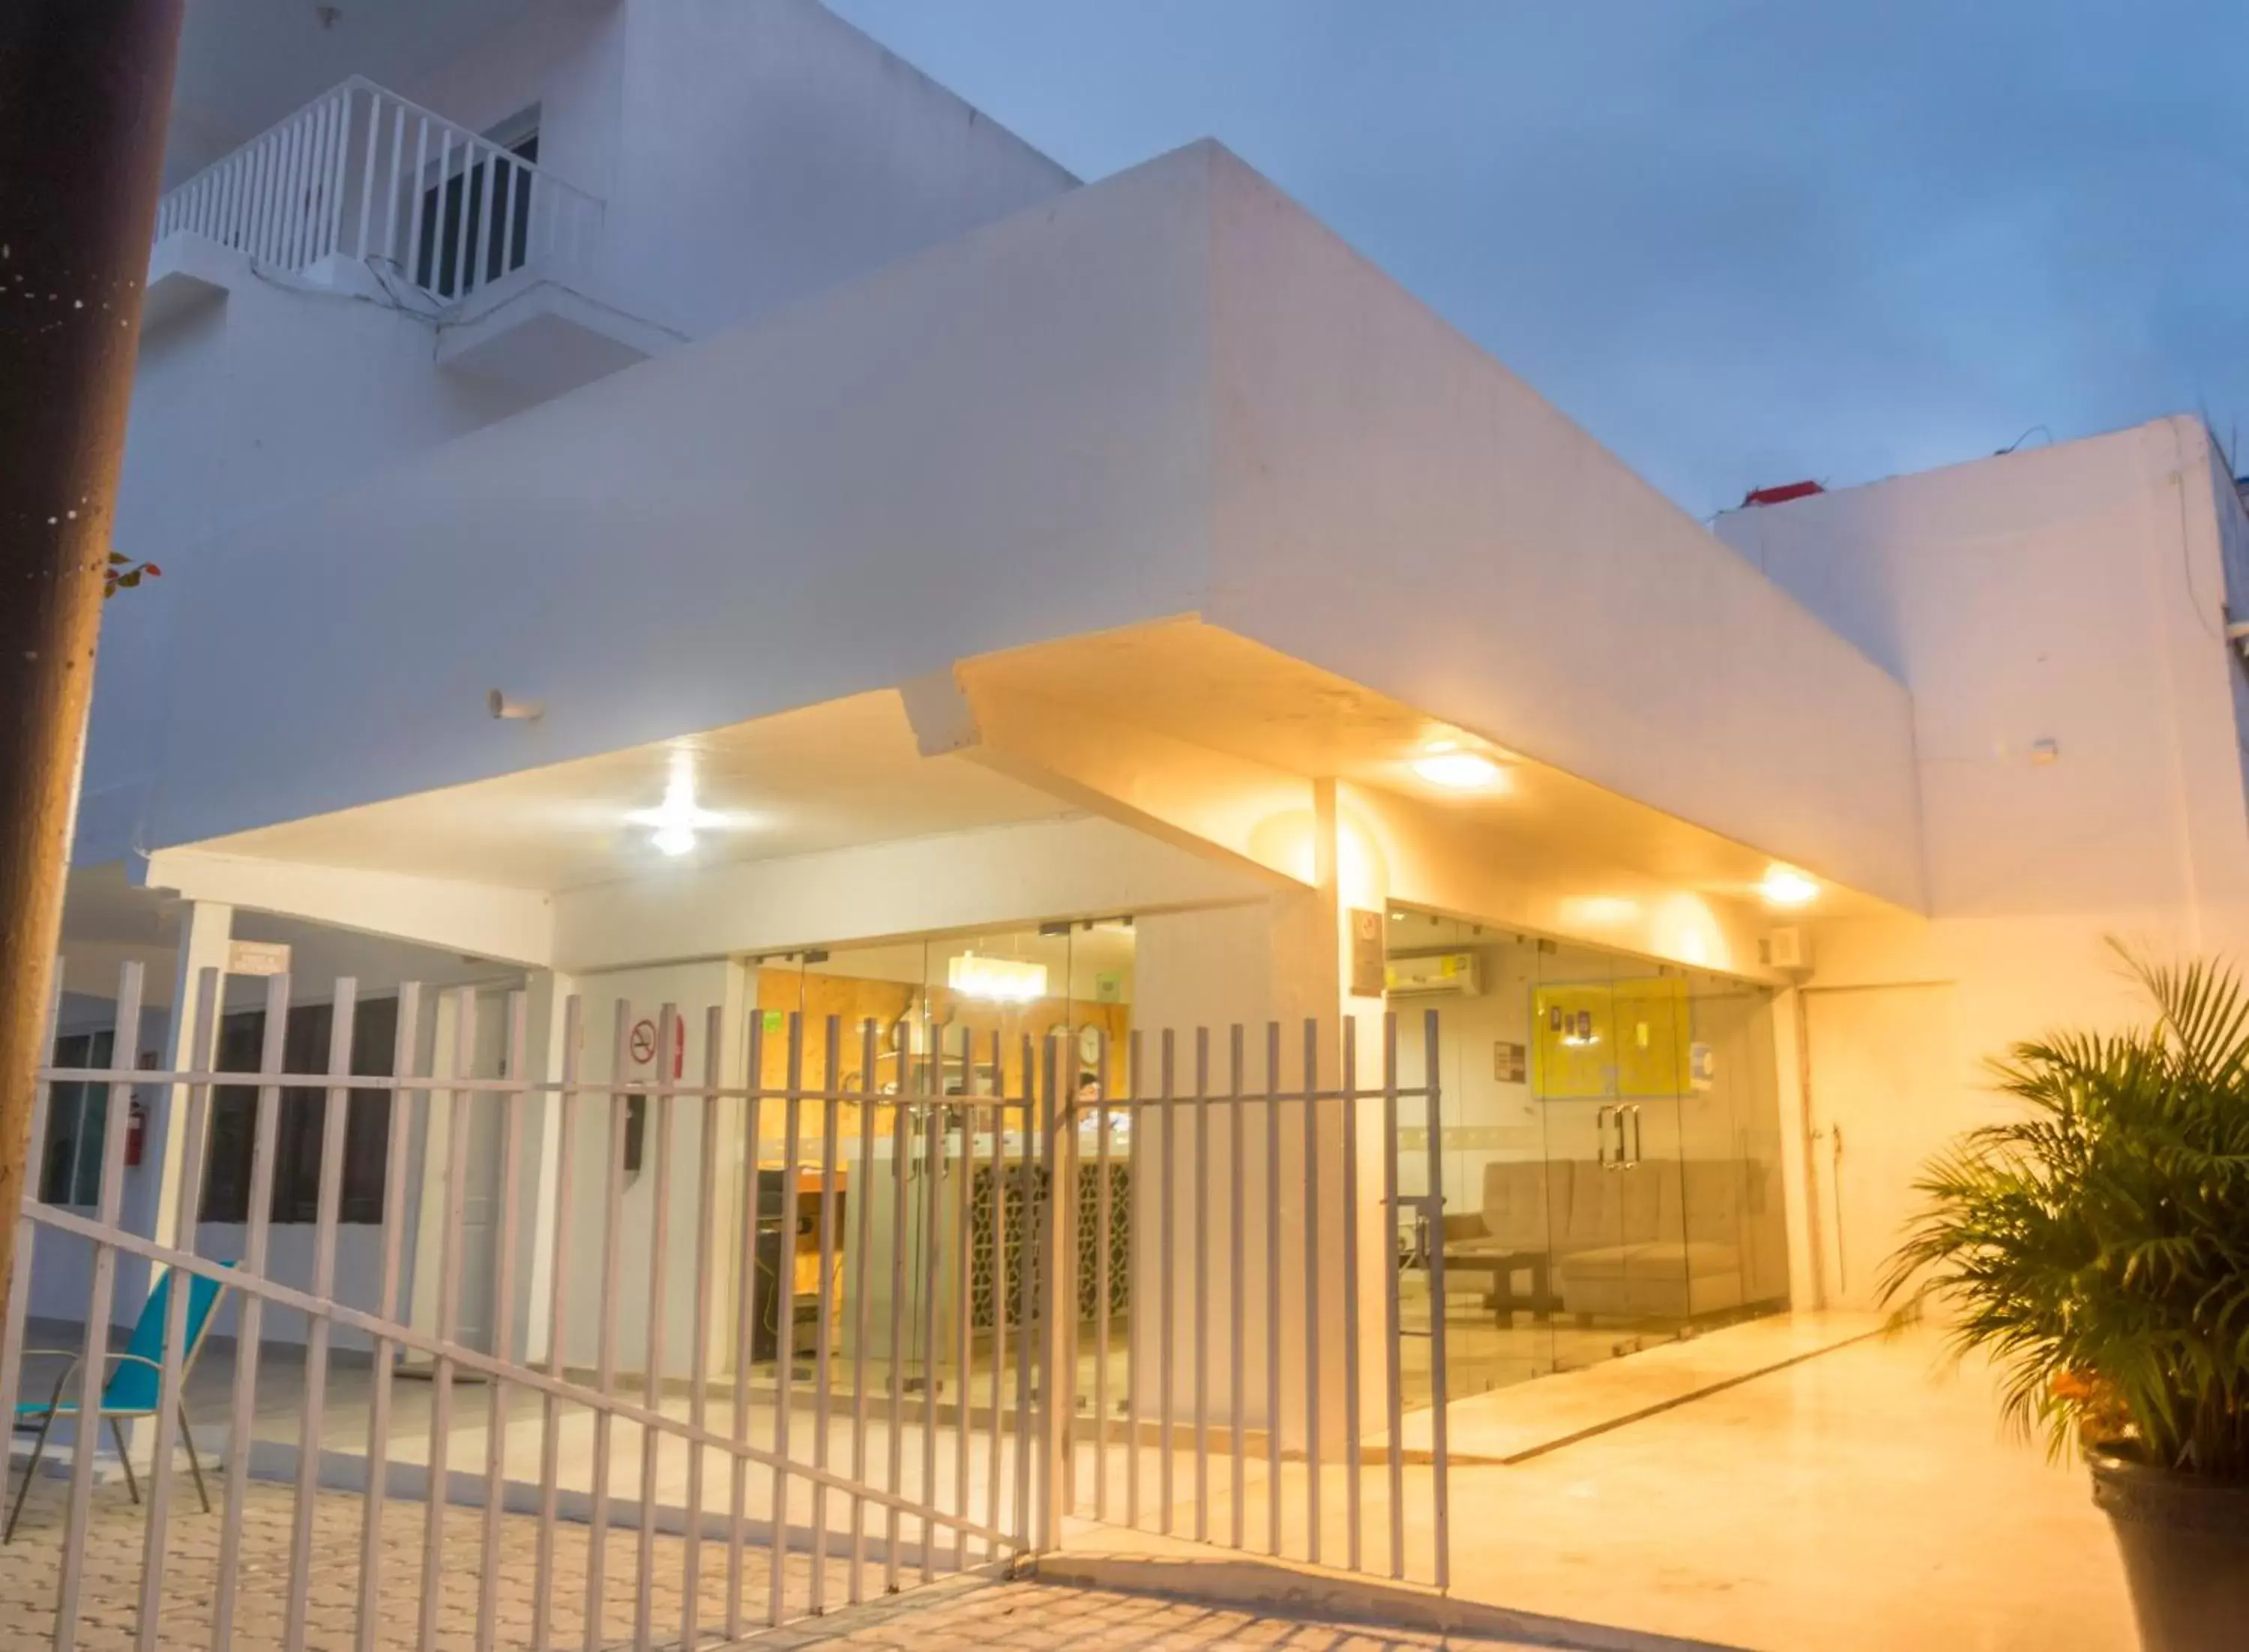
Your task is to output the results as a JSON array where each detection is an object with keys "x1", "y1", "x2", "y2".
[{"x1": 1070, "y1": 1324, "x2": 2140, "y2": 1652}]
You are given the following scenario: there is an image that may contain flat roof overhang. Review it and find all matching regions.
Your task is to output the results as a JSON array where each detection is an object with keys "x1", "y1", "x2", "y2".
[{"x1": 133, "y1": 141, "x2": 1924, "y2": 922}]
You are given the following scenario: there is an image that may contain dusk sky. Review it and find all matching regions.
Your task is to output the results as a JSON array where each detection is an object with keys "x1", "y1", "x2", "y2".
[{"x1": 829, "y1": 0, "x2": 2249, "y2": 516}]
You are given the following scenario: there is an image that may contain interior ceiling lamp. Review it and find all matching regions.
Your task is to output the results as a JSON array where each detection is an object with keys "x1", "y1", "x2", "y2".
[
  {"x1": 626, "y1": 753, "x2": 726, "y2": 857},
  {"x1": 1759, "y1": 863, "x2": 1819, "y2": 908},
  {"x1": 948, "y1": 952, "x2": 1048, "y2": 1004},
  {"x1": 1411, "y1": 741, "x2": 1503, "y2": 791}
]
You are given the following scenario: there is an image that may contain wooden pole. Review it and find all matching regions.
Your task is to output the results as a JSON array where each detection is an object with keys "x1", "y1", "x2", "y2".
[{"x1": 0, "y1": 0, "x2": 185, "y2": 1324}]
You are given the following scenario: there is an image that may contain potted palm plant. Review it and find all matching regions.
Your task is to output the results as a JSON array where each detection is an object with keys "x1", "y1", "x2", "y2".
[{"x1": 1881, "y1": 949, "x2": 2249, "y2": 1652}]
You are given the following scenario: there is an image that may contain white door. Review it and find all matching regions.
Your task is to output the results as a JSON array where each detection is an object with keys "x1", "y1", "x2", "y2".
[{"x1": 1802, "y1": 985, "x2": 1961, "y2": 1312}]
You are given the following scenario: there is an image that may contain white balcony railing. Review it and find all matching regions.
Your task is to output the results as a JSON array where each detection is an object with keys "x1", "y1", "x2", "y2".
[{"x1": 154, "y1": 76, "x2": 603, "y2": 310}]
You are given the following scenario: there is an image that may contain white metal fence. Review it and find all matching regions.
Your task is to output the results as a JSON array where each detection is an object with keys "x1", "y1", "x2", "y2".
[
  {"x1": 1, "y1": 963, "x2": 1448, "y2": 1648},
  {"x1": 151, "y1": 77, "x2": 603, "y2": 309}
]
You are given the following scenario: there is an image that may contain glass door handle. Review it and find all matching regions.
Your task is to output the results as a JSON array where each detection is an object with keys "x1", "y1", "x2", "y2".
[
  {"x1": 1628, "y1": 1104, "x2": 1643, "y2": 1166},
  {"x1": 1613, "y1": 1106, "x2": 1629, "y2": 1169},
  {"x1": 1596, "y1": 1105, "x2": 1615, "y2": 1169}
]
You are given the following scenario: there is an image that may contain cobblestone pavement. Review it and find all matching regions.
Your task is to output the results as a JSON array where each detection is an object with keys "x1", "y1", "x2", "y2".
[
  {"x1": 776, "y1": 1576, "x2": 1534, "y2": 1651},
  {"x1": 0, "y1": 1477, "x2": 1520, "y2": 1651},
  {"x1": 0, "y1": 1474, "x2": 831, "y2": 1650}
]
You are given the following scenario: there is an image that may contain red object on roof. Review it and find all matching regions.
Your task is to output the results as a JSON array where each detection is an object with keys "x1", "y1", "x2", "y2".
[{"x1": 1741, "y1": 480, "x2": 1825, "y2": 507}]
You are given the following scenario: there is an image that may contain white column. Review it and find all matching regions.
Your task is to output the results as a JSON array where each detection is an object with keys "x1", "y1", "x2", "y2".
[
  {"x1": 120, "y1": 901, "x2": 231, "y2": 1321},
  {"x1": 516, "y1": 971, "x2": 578, "y2": 1366},
  {"x1": 1127, "y1": 782, "x2": 1392, "y2": 1453},
  {"x1": 404, "y1": 987, "x2": 463, "y2": 1350}
]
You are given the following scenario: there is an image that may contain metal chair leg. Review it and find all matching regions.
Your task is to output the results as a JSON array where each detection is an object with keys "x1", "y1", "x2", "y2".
[
  {"x1": 177, "y1": 1404, "x2": 211, "y2": 1514},
  {"x1": 4, "y1": 1411, "x2": 59, "y2": 1543},
  {"x1": 109, "y1": 1417, "x2": 140, "y2": 1504}
]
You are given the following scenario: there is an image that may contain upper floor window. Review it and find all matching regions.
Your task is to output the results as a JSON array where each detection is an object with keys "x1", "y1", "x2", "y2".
[{"x1": 415, "y1": 109, "x2": 541, "y2": 300}]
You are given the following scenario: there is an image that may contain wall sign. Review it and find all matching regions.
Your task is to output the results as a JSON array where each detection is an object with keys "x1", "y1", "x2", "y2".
[
  {"x1": 227, "y1": 939, "x2": 291, "y2": 977},
  {"x1": 628, "y1": 1019, "x2": 659, "y2": 1066},
  {"x1": 1493, "y1": 1040, "x2": 1526, "y2": 1083}
]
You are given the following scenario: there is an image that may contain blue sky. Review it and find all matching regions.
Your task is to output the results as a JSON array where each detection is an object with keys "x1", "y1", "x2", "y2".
[{"x1": 829, "y1": 0, "x2": 2249, "y2": 516}]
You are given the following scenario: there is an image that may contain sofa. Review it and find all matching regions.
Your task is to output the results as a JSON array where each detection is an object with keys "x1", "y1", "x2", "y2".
[{"x1": 1444, "y1": 1157, "x2": 1753, "y2": 1323}]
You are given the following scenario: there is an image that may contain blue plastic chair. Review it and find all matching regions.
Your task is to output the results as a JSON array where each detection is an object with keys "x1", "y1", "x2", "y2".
[{"x1": 6, "y1": 1263, "x2": 231, "y2": 1543}]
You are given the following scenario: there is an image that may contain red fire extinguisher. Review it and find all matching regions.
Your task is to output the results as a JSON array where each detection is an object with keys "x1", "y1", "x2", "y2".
[{"x1": 124, "y1": 1099, "x2": 148, "y2": 1168}]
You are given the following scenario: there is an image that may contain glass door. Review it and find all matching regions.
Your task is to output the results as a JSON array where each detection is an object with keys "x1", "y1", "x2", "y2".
[{"x1": 1531, "y1": 948, "x2": 1694, "y2": 1365}]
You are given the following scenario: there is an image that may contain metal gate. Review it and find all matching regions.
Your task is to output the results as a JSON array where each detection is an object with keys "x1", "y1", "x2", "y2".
[
  {"x1": 1052, "y1": 1014, "x2": 1451, "y2": 1588},
  {"x1": 1, "y1": 962, "x2": 1449, "y2": 1648}
]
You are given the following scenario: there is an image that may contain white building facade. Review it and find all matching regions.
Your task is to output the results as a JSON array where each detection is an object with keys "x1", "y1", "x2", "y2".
[{"x1": 35, "y1": 0, "x2": 2249, "y2": 1448}]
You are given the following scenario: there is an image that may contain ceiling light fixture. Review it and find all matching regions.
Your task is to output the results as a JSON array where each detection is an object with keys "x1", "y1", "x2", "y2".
[
  {"x1": 1759, "y1": 864, "x2": 1819, "y2": 908},
  {"x1": 627, "y1": 753, "x2": 726, "y2": 858},
  {"x1": 948, "y1": 952, "x2": 1048, "y2": 1003},
  {"x1": 1411, "y1": 743, "x2": 1503, "y2": 791}
]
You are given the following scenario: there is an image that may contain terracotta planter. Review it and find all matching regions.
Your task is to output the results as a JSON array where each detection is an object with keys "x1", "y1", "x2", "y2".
[{"x1": 2089, "y1": 1449, "x2": 2249, "y2": 1651}]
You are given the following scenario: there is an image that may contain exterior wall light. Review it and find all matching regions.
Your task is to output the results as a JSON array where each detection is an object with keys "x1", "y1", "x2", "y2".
[
  {"x1": 1411, "y1": 744, "x2": 1502, "y2": 790},
  {"x1": 1759, "y1": 865, "x2": 1819, "y2": 907}
]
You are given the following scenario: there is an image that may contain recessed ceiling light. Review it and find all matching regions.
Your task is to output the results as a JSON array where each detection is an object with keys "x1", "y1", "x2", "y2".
[
  {"x1": 627, "y1": 753, "x2": 726, "y2": 857},
  {"x1": 1759, "y1": 865, "x2": 1818, "y2": 907},
  {"x1": 1411, "y1": 747, "x2": 1503, "y2": 790}
]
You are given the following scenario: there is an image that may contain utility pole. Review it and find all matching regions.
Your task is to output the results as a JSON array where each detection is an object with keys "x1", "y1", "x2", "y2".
[{"x1": 0, "y1": 1, "x2": 185, "y2": 1326}]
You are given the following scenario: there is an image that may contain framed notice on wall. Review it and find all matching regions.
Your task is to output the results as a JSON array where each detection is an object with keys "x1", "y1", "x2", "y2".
[
  {"x1": 1493, "y1": 1040, "x2": 1527, "y2": 1083},
  {"x1": 1349, "y1": 908, "x2": 1386, "y2": 998}
]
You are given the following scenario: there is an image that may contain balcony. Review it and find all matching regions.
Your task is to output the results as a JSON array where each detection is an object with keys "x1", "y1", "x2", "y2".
[{"x1": 149, "y1": 78, "x2": 671, "y2": 394}]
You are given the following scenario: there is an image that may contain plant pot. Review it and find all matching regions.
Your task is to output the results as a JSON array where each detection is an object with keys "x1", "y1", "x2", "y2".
[{"x1": 2089, "y1": 1449, "x2": 2249, "y2": 1651}]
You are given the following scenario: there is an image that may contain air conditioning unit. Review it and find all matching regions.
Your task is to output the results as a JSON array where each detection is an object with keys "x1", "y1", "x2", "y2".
[
  {"x1": 1384, "y1": 951, "x2": 1482, "y2": 998},
  {"x1": 1761, "y1": 927, "x2": 1809, "y2": 971}
]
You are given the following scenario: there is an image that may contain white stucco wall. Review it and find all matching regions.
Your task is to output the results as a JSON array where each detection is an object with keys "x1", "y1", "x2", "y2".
[
  {"x1": 1714, "y1": 417, "x2": 2249, "y2": 1300},
  {"x1": 1199, "y1": 148, "x2": 1925, "y2": 913}
]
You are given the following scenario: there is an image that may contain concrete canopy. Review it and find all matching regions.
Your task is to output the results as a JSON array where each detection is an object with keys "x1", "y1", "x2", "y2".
[{"x1": 137, "y1": 140, "x2": 1924, "y2": 915}]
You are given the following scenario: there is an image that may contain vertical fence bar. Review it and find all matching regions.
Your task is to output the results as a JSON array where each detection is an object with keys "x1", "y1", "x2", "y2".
[
  {"x1": 0, "y1": 969, "x2": 63, "y2": 1491},
  {"x1": 636, "y1": 1005, "x2": 678, "y2": 1652},
  {"x1": 1340, "y1": 1016, "x2": 1364, "y2": 1575},
  {"x1": 420, "y1": 988, "x2": 475, "y2": 1652},
  {"x1": 274, "y1": 111, "x2": 302, "y2": 268},
  {"x1": 1191, "y1": 1028, "x2": 1209, "y2": 1543},
  {"x1": 215, "y1": 972, "x2": 289, "y2": 1648},
  {"x1": 355, "y1": 982, "x2": 421, "y2": 1648},
  {"x1": 475, "y1": 993, "x2": 531, "y2": 1652},
  {"x1": 847, "y1": 1018, "x2": 879, "y2": 1603},
  {"x1": 324, "y1": 87, "x2": 353, "y2": 259},
  {"x1": 285, "y1": 977, "x2": 358, "y2": 1652},
  {"x1": 1263, "y1": 1021, "x2": 1283, "y2": 1558},
  {"x1": 983, "y1": 1045, "x2": 1008, "y2": 1557},
  {"x1": 915, "y1": 1092, "x2": 939, "y2": 1582},
  {"x1": 133, "y1": 969, "x2": 218, "y2": 1652},
  {"x1": 1157, "y1": 1031, "x2": 1175, "y2": 1534},
  {"x1": 725, "y1": 1016, "x2": 765, "y2": 1640},
  {"x1": 381, "y1": 100, "x2": 406, "y2": 265},
  {"x1": 882, "y1": 1079, "x2": 908, "y2": 1594},
  {"x1": 1039, "y1": 1030, "x2": 1074, "y2": 1550},
  {"x1": 403, "y1": 118, "x2": 430, "y2": 286},
  {"x1": 810, "y1": 1016, "x2": 845, "y2": 1615},
  {"x1": 1422, "y1": 1010, "x2": 1451, "y2": 1592},
  {"x1": 679, "y1": 1006, "x2": 724, "y2": 1649},
  {"x1": 1301, "y1": 1017, "x2": 1323, "y2": 1569},
  {"x1": 948, "y1": 1040, "x2": 974, "y2": 1573},
  {"x1": 1010, "y1": 1043, "x2": 1035, "y2": 1551},
  {"x1": 1227, "y1": 1023, "x2": 1246, "y2": 1552},
  {"x1": 1382, "y1": 1013, "x2": 1406, "y2": 1581},
  {"x1": 529, "y1": 994, "x2": 581, "y2": 1652},
  {"x1": 584, "y1": 998, "x2": 630, "y2": 1651},
  {"x1": 1091, "y1": 1033, "x2": 1111, "y2": 1526},
  {"x1": 433, "y1": 130, "x2": 457, "y2": 296},
  {"x1": 767, "y1": 1014, "x2": 805, "y2": 1624},
  {"x1": 1124, "y1": 1031, "x2": 1142, "y2": 1534},
  {"x1": 247, "y1": 131, "x2": 276, "y2": 262},
  {"x1": 354, "y1": 85, "x2": 379, "y2": 259},
  {"x1": 52, "y1": 961, "x2": 142, "y2": 1649}
]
